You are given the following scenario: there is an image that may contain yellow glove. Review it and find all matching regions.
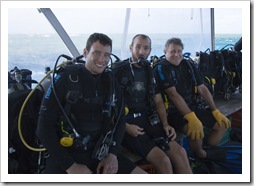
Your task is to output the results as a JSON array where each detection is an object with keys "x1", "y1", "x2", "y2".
[
  {"x1": 184, "y1": 112, "x2": 204, "y2": 140},
  {"x1": 212, "y1": 109, "x2": 231, "y2": 128}
]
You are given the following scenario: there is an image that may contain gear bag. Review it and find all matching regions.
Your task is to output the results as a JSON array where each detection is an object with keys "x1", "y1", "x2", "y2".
[
  {"x1": 220, "y1": 45, "x2": 242, "y2": 94},
  {"x1": 8, "y1": 68, "x2": 44, "y2": 173},
  {"x1": 197, "y1": 45, "x2": 241, "y2": 100}
]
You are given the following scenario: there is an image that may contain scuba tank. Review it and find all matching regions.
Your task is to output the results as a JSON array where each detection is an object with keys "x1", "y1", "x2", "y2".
[{"x1": 37, "y1": 67, "x2": 52, "y2": 93}]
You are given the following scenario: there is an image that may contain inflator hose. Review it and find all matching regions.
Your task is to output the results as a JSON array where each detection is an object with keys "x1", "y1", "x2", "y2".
[{"x1": 18, "y1": 61, "x2": 69, "y2": 152}]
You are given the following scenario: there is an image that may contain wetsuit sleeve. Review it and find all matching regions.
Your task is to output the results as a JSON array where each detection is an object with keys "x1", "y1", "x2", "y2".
[
  {"x1": 36, "y1": 72, "x2": 75, "y2": 171},
  {"x1": 108, "y1": 78, "x2": 125, "y2": 156},
  {"x1": 154, "y1": 62, "x2": 175, "y2": 91}
]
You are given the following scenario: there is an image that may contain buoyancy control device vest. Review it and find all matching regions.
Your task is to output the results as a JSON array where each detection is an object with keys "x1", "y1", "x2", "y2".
[
  {"x1": 155, "y1": 58, "x2": 203, "y2": 111},
  {"x1": 55, "y1": 63, "x2": 118, "y2": 137},
  {"x1": 113, "y1": 58, "x2": 156, "y2": 114}
]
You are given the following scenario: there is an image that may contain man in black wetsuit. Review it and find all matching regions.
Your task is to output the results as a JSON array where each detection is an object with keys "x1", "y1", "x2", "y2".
[
  {"x1": 154, "y1": 37, "x2": 231, "y2": 160},
  {"x1": 36, "y1": 33, "x2": 147, "y2": 174},
  {"x1": 112, "y1": 34, "x2": 192, "y2": 173}
]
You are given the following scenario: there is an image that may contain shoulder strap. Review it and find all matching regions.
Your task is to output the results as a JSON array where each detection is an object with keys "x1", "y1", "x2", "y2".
[
  {"x1": 183, "y1": 58, "x2": 198, "y2": 87},
  {"x1": 157, "y1": 58, "x2": 177, "y2": 85},
  {"x1": 54, "y1": 63, "x2": 83, "y2": 138},
  {"x1": 92, "y1": 69, "x2": 124, "y2": 161},
  {"x1": 112, "y1": 60, "x2": 133, "y2": 90},
  {"x1": 143, "y1": 63, "x2": 157, "y2": 113},
  {"x1": 65, "y1": 64, "x2": 83, "y2": 103}
]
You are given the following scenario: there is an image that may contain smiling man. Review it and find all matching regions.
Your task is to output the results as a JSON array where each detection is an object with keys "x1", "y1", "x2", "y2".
[
  {"x1": 154, "y1": 37, "x2": 230, "y2": 161},
  {"x1": 36, "y1": 33, "x2": 147, "y2": 174}
]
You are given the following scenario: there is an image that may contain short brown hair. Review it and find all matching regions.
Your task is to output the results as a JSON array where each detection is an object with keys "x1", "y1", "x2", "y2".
[
  {"x1": 164, "y1": 37, "x2": 184, "y2": 51},
  {"x1": 131, "y1": 34, "x2": 152, "y2": 47},
  {"x1": 86, "y1": 33, "x2": 112, "y2": 52}
]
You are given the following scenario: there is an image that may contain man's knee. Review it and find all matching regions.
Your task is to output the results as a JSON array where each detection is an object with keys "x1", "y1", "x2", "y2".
[
  {"x1": 147, "y1": 147, "x2": 171, "y2": 164},
  {"x1": 211, "y1": 122, "x2": 228, "y2": 136},
  {"x1": 168, "y1": 141, "x2": 187, "y2": 156},
  {"x1": 131, "y1": 166, "x2": 148, "y2": 174}
]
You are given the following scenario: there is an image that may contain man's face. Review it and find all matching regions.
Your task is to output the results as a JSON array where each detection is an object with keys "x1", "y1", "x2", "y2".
[
  {"x1": 83, "y1": 40, "x2": 111, "y2": 74},
  {"x1": 130, "y1": 36, "x2": 151, "y2": 62},
  {"x1": 164, "y1": 43, "x2": 183, "y2": 66}
]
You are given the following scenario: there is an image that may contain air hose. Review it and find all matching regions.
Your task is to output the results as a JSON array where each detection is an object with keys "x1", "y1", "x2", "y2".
[{"x1": 18, "y1": 61, "x2": 69, "y2": 152}]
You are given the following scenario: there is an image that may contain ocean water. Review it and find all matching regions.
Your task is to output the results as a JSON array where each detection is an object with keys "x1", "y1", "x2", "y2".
[{"x1": 8, "y1": 34, "x2": 241, "y2": 82}]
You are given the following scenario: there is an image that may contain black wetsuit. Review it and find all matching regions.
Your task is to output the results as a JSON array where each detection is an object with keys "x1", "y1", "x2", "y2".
[
  {"x1": 112, "y1": 59, "x2": 169, "y2": 158},
  {"x1": 154, "y1": 59, "x2": 216, "y2": 132},
  {"x1": 36, "y1": 64, "x2": 136, "y2": 173}
]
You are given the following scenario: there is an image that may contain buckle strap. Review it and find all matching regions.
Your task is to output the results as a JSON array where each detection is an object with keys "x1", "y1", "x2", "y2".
[
  {"x1": 133, "y1": 113, "x2": 142, "y2": 118},
  {"x1": 126, "y1": 112, "x2": 147, "y2": 119}
]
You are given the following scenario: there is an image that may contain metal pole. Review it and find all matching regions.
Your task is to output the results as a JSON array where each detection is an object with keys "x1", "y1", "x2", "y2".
[
  {"x1": 210, "y1": 8, "x2": 215, "y2": 51},
  {"x1": 38, "y1": 8, "x2": 80, "y2": 58},
  {"x1": 121, "y1": 8, "x2": 131, "y2": 60}
]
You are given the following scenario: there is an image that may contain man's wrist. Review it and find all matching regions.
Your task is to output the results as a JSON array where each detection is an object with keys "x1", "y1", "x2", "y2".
[{"x1": 162, "y1": 122, "x2": 169, "y2": 127}]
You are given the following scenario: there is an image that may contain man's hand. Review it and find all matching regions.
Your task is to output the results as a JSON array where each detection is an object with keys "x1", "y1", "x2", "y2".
[
  {"x1": 163, "y1": 124, "x2": 176, "y2": 141},
  {"x1": 212, "y1": 109, "x2": 231, "y2": 128},
  {"x1": 66, "y1": 163, "x2": 92, "y2": 174},
  {"x1": 96, "y1": 153, "x2": 118, "y2": 174},
  {"x1": 184, "y1": 112, "x2": 204, "y2": 140},
  {"x1": 125, "y1": 123, "x2": 145, "y2": 137}
]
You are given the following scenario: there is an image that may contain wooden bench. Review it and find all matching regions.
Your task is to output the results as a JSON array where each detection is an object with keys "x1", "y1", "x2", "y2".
[{"x1": 214, "y1": 92, "x2": 242, "y2": 116}]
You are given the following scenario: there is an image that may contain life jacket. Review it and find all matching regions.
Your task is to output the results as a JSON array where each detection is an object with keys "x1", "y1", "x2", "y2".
[
  {"x1": 197, "y1": 46, "x2": 240, "y2": 100},
  {"x1": 154, "y1": 56, "x2": 206, "y2": 111},
  {"x1": 55, "y1": 62, "x2": 118, "y2": 132},
  {"x1": 220, "y1": 46, "x2": 242, "y2": 94},
  {"x1": 53, "y1": 59, "x2": 121, "y2": 161},
  {"x1": 112, "y1": 58, "x2": 156, "y2": 115}
]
